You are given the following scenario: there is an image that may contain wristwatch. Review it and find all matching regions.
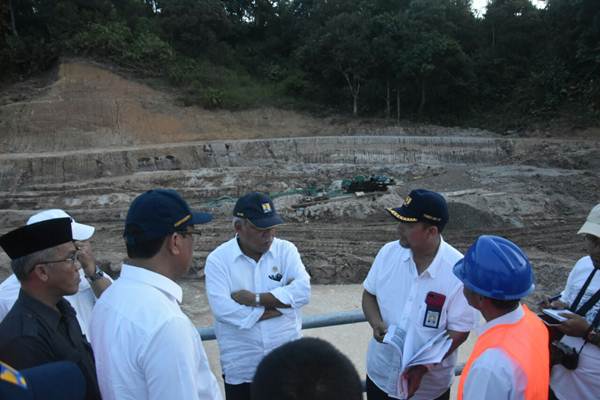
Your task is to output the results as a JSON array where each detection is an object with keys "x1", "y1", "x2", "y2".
[
  {"x1": 587, "y1": 329, "x2": 600, "y2": 346},
  {"x1": 255, "y1": 293, "x2": 261, "y2": 307},
  {"x1": 86, "y1": 267, "x2": 105, "y2": 283}
]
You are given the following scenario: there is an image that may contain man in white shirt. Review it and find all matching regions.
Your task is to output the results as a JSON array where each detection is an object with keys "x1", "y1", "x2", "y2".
[
  {"x1": 90, "y1": 189, "x2": 222, "y2": 400},
  {"x1": 454, "y1": 235, "x2": 549, "y2": 400},
  {"x1": 0, "y1": 209, "x2": 111, "y2": 336},
  {"x1": 545, "y1": 203, "x2": 600, "y2": 400},
  {"x1": 362, "y1": 189, "x2": 476, "y2": 400},
  {"x1": 205, "y1": 192, "x2": 311, "y2": 400}
]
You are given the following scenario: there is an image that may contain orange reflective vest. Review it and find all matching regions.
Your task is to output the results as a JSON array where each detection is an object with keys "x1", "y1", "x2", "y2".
[{"x1": 457, "y1": 305, "x2": 549, "y2": 400}]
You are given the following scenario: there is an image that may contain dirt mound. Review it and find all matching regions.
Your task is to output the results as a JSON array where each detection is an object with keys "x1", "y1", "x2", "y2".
[{"x1": 0, "y1": 60, "x2": 599, "y2": 294}]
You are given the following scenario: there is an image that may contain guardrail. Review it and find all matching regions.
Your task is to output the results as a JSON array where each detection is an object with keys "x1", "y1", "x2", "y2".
[{"x1": 197, "y1": 309, "x2": 464, "y2": 376}]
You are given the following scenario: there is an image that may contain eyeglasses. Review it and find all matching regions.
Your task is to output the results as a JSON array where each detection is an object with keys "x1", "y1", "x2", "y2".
[
  {"x1": 175, "y1": 229, "x2": 202, "y2": 238},
  {"x1": 39, "y1": 252, "x2": 78, "y2": 266}
]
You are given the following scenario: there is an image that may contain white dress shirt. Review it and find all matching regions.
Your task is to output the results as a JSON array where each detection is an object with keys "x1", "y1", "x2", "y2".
[
  {"x1": 90, "y1": 264, "x2": 222, "y2": 400},
  {"x1": 551, "y1": 256, "x2": 600, "y2": 400},
  {"x1": 463, "y1": 306, "x2": 527, "y2": 400},
  {"x1": 205, "y1": 237, "x2": 311, "y2": 384},
  {"x1": 363, "y1": 238, "x2": 477, "y2": 400},
  {"x1": 0, "y1": 270, "x2": 103, "y2": 337}
]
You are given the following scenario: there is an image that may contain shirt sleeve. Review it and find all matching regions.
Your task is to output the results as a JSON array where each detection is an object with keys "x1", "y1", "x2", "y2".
[
  {"x1": 445, "y1": 283, "x2": 478, "y2": 332},
  {"x1": 363, "y1": 244, "x2": 387, "y2": 295},
  {"x1": 142, "y1": 317, "x2": 222, "y2": 400},
  {"x1": 269, "y1": 242, "x2": 311, "y2": 308},
  {"x1": 560, "y1": 257, "x2": 587, "y2": 306},
  {"x1": 463, "y1": 348, "x2": 525, "y2": 400},
  {"x1": 205, "y1": 255, "x2": 263, "y2": 330}
]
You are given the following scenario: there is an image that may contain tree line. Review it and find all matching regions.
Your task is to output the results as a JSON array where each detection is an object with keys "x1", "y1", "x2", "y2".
[{"x1": 1, "y1": 0, "x2": 599, "y2": 127}]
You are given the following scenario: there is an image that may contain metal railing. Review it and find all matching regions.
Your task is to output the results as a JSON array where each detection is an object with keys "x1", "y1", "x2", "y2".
[{"x1": 196, "y1": 309, "x2": 464, "y2": 376}]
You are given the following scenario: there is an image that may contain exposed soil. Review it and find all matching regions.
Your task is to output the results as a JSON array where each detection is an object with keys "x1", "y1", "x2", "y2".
[{"x1": 1, "y1": 60, "x2": 599, "y2": 310}]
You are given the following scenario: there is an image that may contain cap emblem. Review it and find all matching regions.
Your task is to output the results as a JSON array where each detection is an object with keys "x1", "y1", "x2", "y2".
[
  {"x1": 403, "y1": 196, "x2": 412, "y2": 206},
  {"x1": 261, "y1": 203, "x2": 272, "y2": 213}
]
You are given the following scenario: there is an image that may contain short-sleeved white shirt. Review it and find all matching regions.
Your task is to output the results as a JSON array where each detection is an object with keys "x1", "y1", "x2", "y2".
[
  {"x1": 551, "y1": 256, "x2": 600, "y2": 400},
  {"x1": 205, "y1": 237, "x2": 311, "y2": 384},
  {"x1": 0, "y1": 271, "x2": 104, "y2": 337},
  {"x1": 90, "y1": 264, "x2": 222, "y2": 400},
  {"x1": 363, "y1": 238, "x2": 477, "y2": 399}
]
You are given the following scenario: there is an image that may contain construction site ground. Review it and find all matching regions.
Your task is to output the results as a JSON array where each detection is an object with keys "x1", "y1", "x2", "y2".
[{"x1": 1, "y1": 60, "x2": 599, "y2": 397}]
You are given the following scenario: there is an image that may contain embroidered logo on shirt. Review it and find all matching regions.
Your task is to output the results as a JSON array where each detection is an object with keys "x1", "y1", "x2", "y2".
[
  {"x1": 268, "y1": 266, "x2": 282, "y2": 282},
  {"x1": 261, "y1": 203, "x2": 272, "y2": 213}
]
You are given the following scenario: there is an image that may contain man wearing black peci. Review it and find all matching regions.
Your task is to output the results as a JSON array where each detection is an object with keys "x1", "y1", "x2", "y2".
[{"x1": 0, "y1": 218, "x2": 101, "y2": 400}]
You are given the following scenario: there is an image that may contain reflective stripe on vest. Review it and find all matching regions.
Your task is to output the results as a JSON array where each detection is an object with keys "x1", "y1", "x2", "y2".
[{"x1": 457, "y1": 305, "x2": 549, "y2": 400}]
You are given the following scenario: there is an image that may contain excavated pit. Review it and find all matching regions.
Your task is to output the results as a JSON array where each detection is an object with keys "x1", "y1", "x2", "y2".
[{"x1": 1, "y1": 61, "x2": 598, "y2": 303}]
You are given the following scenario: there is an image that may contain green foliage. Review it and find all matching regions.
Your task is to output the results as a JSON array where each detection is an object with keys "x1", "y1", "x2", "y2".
[
  {"x1": 1, "y1": 0, "x2": 599, "y2": 127},
  {"x1": 67, "y1": 21, "x2": 172, "y2": 75}
]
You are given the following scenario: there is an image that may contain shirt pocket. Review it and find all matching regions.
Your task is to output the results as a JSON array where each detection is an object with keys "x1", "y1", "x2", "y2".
[{"x1": 414, "y1": 300, "x2": 447, "y2": 331}]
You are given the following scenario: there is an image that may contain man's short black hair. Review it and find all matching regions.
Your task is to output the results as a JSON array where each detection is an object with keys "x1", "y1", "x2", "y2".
[
  {"x1": 489, "y1": 298, "x2": 520, "y2": 311},
  {"x1": 251, "y1": 337, "x2": 362, "y2": 400},
  {"x1": 125, "y1": 224, "x2": 167, "y2": 259}
]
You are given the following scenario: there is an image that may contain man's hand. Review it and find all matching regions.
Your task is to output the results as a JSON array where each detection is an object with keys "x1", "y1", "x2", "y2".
[
  {"x1": 259, "y1": 309, "x2": 282, "y2": 321},
  {"x1": 402, "y1": 365, "x2": 428, "y2": 398},
  {"x1": 558, "y1": 313, "x2": 591, "y2": 337},
  {"x1": 231, "y1": 290, "x2": 256, "y2": 306},
  {"x1": 372, "y1": 322, "x2": 387, "y2": 343},
  {"x1": 76, "y1": 241, "x2": 97, "y2": 276}
]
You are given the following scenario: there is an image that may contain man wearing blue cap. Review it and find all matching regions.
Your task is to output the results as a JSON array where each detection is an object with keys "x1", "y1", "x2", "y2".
[
  {"x1": 0, "y1": 218, "x2": 102, "y2": 400},
  {"x1": 205, "y1": 192, "x2": 311, "y2": 400},
  {"x1": 0, "y1": 360, "x2": 86, "y2": 400},
  {"x1": 362, "y1": 189, "x2": 476, "y2": 400},
  {"x1": 453, "y1": 235, "x2": 549, "y2": 400},
  {"x1": 90, "y1": 189, "x2": 222, "y2": 400}
]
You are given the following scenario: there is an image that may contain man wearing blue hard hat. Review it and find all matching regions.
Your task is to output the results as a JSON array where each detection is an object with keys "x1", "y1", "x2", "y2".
[
  {"x1": 362, "y1": 189, "x2": 477, "y2": 400},
  {"x1": 453, "y1": 235, "x2": 549, "y2": 400},
  {"x1": 89, "y1": 189, "x2": 222, "y2": 400},
  {"x1": 205, "y1": 192, "x2": 311, "y2": 400}
]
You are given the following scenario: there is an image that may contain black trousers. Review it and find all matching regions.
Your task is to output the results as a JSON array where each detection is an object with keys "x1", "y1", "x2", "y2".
[
  {"x1": 366, "y1": 375, "x2": 450, "y2": 400},
  {"x1": 224, "y1": 381, "x2": 251, "y2": 400}
]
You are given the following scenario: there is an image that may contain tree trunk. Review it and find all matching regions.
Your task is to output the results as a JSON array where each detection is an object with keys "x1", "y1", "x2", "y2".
[
  {"x1": 342, "y1": 71, "x2": 360, "y2": 117},
  {"x1": 385, "y1": 80, "x2": 391, "y2": 119},
  {"x1": 9, "y1": 0, "x2": 18, "y2": 36},
  {"x1": 396, "y1": 87, "x2": 400, "y2": 124},
  {"x1": 418, "y1": 76, "x2": 426, "y2": 116}
]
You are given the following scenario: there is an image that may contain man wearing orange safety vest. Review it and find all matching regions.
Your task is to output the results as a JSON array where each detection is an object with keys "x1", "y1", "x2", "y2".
[{"x1": 453, "y1": 235, "x2": 549, "y2": 400}]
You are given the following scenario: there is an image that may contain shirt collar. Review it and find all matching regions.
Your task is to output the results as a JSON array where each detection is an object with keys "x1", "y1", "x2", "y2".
[
  {"x1": 232, "y1": 236, "x2": 274, "y2": 261},
  {"x1": 476, "y1": 304, "x2": 525, "y2": 336},
  {"x1": 17, "y1": 289, "x2": 75, "y2": 330},
  {"x1": 120, "y1": 264, "x2": 183, "y2": 303},
  {"x1": 401, "y1": 236, "x2": 447, "y2": 278}
]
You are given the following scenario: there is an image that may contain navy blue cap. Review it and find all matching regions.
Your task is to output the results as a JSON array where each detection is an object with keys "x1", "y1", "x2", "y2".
[
  {"x1": 124, "y1": 189, "x2": 212, "y2": 244},
  {"x1": 233, "y1": 192, "x2": 283, "y2": 229},
  {"x1": 386, "y1": 189, "x2": 449, "y2": 230},
  {"x1": 0, "y1": 360, "x2": 86, "y2": 400},
  {"x1": 0, "y1": 218, "x2": 73, "y2": 260}
]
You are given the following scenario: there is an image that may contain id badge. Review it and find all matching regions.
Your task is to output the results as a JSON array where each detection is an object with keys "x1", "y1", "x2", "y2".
[{"x1": 423, "y1": 291, "x2": 446, "y2": 329}]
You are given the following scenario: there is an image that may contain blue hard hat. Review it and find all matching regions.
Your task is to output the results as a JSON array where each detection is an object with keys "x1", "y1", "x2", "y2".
[{"x1": 453, "y1": 235, "x2": 535, "y2": 300}]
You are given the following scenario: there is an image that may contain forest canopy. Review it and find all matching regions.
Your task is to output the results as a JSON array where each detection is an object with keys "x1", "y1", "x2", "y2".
[{"x1": 1, "y1": 0, "x2": 599, "y2": 128}]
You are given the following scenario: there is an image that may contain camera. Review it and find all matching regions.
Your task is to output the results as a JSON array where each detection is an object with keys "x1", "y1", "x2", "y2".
[{"x1": 550, "y1": 341, "x2": 579, "y2": 370}]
